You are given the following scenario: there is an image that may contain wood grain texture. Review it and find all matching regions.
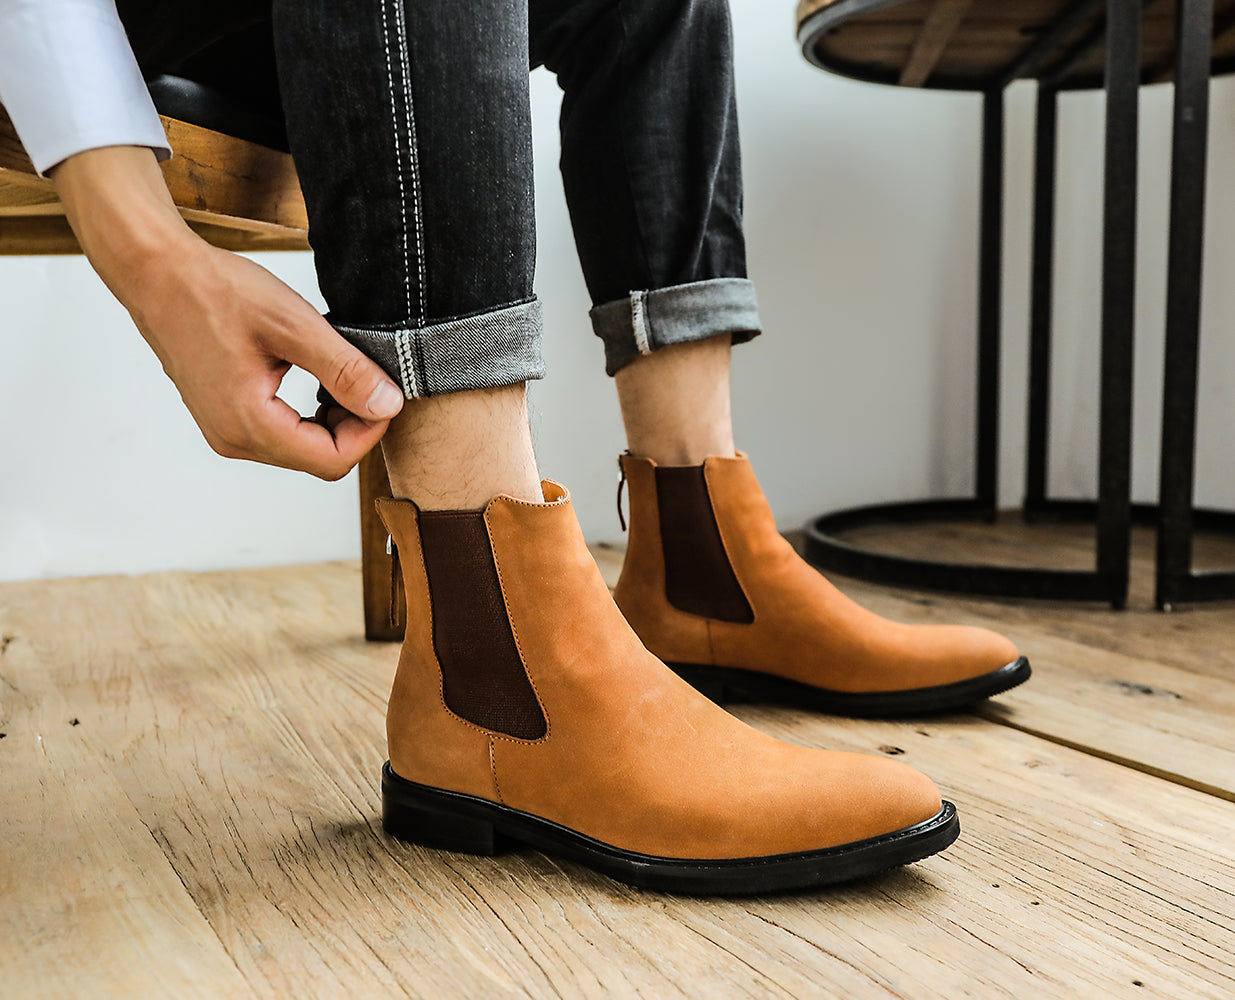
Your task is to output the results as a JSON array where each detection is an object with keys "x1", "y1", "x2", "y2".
[
  {"x1": 0, "y1": 181, "x2": 59, "y2": 210},
  {"x1": 0, "y1": 216, "x2": 82, "y2": 255},
  {"x1": 159, "y1": 117, "x2": 307, "y2": 231},
  {"x1": 899, "y1": 0, "x2": 977, "y2": 86},
  {"x1": 179, "y1": 219, "x2": 309, "y2": 253},
  {"x1": 3, "y1": 550, "x2": 1235, "y2": 998},
  {"x1": 0, "y1": 214, "x2": 308, "y2": 256},
  {"x1": 0, "y1": 578, "x2": 254, "y2": 999},
  {"x1": 0, "y1": 107, "x2": 308, "y2": 248},
  {"x1": 359, "y1": 447, "x2": 405, "y2": 642},
  {"x1": 0, "y1": 105, "x2": 37, "y2": 175}
]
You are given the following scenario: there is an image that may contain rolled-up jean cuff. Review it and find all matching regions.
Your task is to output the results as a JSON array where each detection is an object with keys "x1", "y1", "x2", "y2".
[
  {"x1": 589, "y1": 277, "x2": 761, "y2": 377},
  {"x1": 331, "y1": 297, "x2": 546, "y2": 398}
]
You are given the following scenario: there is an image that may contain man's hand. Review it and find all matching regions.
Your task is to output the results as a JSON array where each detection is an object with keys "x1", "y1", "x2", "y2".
[{"x1": 51, "y1": 146, "x2": 404, "y2": 480}]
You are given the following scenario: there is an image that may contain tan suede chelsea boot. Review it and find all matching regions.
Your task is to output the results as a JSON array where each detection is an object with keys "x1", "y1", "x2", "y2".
[
  {"x1": 614, "y1": 453, "x2": 1030, "y2": 717},
  {"x1": 376, "y1": 481, "x2": 959, "y2": 894}
]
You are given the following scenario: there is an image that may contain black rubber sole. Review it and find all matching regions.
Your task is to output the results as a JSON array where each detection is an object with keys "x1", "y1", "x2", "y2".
[
  {"x1": 382, "y1": 762, "x2": 960, "y2": 895},
  {"x1": 666, "y1": 656, "x2": 1032, "y2": 718}
]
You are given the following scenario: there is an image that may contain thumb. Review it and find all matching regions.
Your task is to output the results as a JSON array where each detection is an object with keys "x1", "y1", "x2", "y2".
[{"x1": 279, "y1": 314, "x2": 404, "y2": 420}]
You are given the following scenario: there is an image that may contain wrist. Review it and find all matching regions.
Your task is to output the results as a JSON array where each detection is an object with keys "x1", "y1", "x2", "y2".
[{"x1": 51, "y1": 147, "x2": 200, "y2": 295}]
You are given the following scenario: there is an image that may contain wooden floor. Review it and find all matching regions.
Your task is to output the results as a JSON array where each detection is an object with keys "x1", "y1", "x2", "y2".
[{"x1": 3, "y1": 522, "x2": 1234, "y2": 998}]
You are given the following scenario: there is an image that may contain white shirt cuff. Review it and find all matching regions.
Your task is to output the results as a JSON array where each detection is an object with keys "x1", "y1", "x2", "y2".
[{"x1": 0, "y1": 0, "x2": 172, "y2": 175}]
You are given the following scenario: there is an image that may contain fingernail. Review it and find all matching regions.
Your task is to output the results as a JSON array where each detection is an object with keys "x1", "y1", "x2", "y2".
[{"x1": 367, "y1": 381, "x2": 403, "y2": 418}]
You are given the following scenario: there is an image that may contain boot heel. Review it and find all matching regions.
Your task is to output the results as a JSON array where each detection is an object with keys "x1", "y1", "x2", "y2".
[
  {"x1": 667, "y1": 663, "x2": 730, "y2": 705},
  {"x1": 382, "y1": 768, "x2": 505, "y2": 856}
]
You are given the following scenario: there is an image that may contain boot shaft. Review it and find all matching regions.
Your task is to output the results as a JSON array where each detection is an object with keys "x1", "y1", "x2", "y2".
[
  {"x1": 376, "y1": 481, "x2": 647, "y2": 787},
  {"x1": 616, "y1": 453, "x2": 784, "y2": 656},
  {"x1": 377, "y1": 490, "x2": 564, "y2": 747}
]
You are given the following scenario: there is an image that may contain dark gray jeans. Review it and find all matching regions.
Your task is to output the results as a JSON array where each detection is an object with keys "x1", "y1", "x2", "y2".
[{"x1": 119, "y1": 0, "x2": 761, "y2": 396}]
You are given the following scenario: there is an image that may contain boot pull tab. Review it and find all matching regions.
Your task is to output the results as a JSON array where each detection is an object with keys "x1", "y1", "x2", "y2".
[
  {"x1": 616, "y1": 454, "x2": 628, "y2": 532},
  {"x1": 387, "y1": 534, "x2": 402, "y2": 629}
]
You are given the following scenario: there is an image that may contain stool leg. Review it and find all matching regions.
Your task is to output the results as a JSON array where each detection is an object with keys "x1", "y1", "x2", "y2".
[
  {"x1": 1096, "y1": 0, "x2": 1140, "y2": 609},
  {"x1": 1156, "y1": 0, "x2": 1213, "y2": 610},
  {"x1": 1025, "y1": 84, "x2": 1058, "y2": 515},
  {"x1": 360, "y1": 446, "x2": 406, "y2": 642},
  {"x1": 976, "y1": 87, "x2": 1004, "y2": 516}
]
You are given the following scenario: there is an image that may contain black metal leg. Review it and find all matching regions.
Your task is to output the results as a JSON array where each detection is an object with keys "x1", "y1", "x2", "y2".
[
  {"x1": 1025, "y1": 84, "x2": 1059, "y2": 514},
  {"x1": 1156, "y1": 0, "x2": 1213, "y2": 609},
  {"x1": 1096, "y1": 0, "x2": 1140, "y2": 609},
  {"x1": 976, "y1": 89, "x2": 1004, "y2": 515}
]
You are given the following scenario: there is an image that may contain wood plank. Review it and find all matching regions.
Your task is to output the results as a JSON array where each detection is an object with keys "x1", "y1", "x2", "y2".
[
  {"x1": 177, "y1": 206, "x2": 306, "y2": 239},
  {"x1": 978, "y1": 638, "x2": 1235, "y2": 801},
  {"x1": 0, "y1": 106, "x2": 37, "y2": 175},
  {"x1": 0, "y1": 180, "x2": 59, "y2": 209},
  {"x1": 359, "y1": 447, "x2": 405, "y2": 642},
  {"x1": 0, "y1": 202, "x2": 65, "y2": 217},
  {"x1": 180, "y1": 219, "x2": 310, "y2": 253},
  {"x1": 0, "y1": 216, "x2": 81, "y2": 254},
  {"x1": 0, "y1": 214, "x2": 309, "y2": 255},
  {"x1": 0, "y1": 107, "x2": 306, "y2": 232},
  {"x1": 605, "y1": 531, "x2": 1235, "y2": 804},
  {"x1": 899, "y1": 0, "x2": 978, "y2": 86},
  {"x1": 0, "y1": 580, "x2": 256, "y2": 999},
  {"x1": 160, "y1": 118, "x2": 307, "y2": 231},
  {"x1": 727, "y1": 706, "x2": 1235, "y2": 1000},
  {"x1": 4, "y1": 560, "x2": 1235, "y2": 997}
]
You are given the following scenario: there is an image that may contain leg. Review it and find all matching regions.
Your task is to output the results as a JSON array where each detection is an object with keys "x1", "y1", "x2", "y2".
[
  {"x1": 266, "y1": 0, "x2": 953, "y2": 889},
  {"x1": 535, "y1": 0, "x2": 1028, "y2": 710},
  {"x1": 1155, "y1": 0, "x2": 1212, "y2": 609},
  {"x1": 615, "y1": 336, "x2": 736, "y2": 465},
  {"x1": 1095, "y1": 0, "x2": 1139, "y2": 608},
  {"x1": 1025, "y1": 84, "x2": 1059, "y2": 513},
  {"x1": 976, "y1": 88, "x2": 1005, "y2": 513},
  {"x1": 531, "y1": 0, "x2": 761, "y2": 388},
  {"x1": 531, "y1": 0, "x2": 749, "y2": 463},
  {"x1": 272, "y1": 0, "x2": 544, "y2": 509}
]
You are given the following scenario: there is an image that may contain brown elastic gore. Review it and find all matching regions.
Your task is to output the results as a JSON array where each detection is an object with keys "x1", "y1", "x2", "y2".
[
  {"x1": 655, "y1": 465, "x2": 754, "y2": 624},
  {"x1": 417, "y1": 509, "x2": 547, "y2": 740}
]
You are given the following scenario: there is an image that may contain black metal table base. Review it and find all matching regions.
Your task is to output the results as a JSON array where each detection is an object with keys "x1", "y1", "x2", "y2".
[
  {"x1": 805, "y1": 500, "x2": 1235, "y2": 610},
  {"x1": 802, "y1": 0, "x2": 1235, "y2": 610}
]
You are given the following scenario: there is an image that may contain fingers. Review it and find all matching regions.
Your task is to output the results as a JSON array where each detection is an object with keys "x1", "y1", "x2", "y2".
[
  {"x1": 271, "y1": 398, "x2": 390, "y2": 480},
  {"x1": 268, "y1": 311, "x2": 405, "y2": 422},
  {"x1": 210, "y1": 396, "x2": 388, "y2": 481}
]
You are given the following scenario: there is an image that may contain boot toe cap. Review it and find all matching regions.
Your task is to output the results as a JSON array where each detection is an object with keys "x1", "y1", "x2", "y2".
[
  {"x1": 906, "y1": 624, "x2": 1019, "y2": 688},
  {"x1": 844, "y1": 755, "x2": 944, "y2": 840},
  {"x1": 787, "y1": 752, "x2": 944, "y2": 851},
  {"x1": 952, "y1": 625, "x2": 1020, "y2": 679}
]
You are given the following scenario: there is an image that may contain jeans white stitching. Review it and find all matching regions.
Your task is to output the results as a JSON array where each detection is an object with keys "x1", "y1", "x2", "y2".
[
  {"x1": 393, "y1": 0, "x2": 427, "y2": 327},
  {"x1": 630, "y1": 289, "x2": 652, "y2": 355},
  {"x1": 397, "y1": 330, "x2": 419, "y2": 397},
  {"x1": 379, "y1": 0, "x2": 417, "y2": 395}
]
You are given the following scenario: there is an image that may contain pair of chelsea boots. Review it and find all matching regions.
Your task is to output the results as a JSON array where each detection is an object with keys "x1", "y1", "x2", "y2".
[{"x1": 376, "y1": 454, "x2": 1029, "y2": 894}]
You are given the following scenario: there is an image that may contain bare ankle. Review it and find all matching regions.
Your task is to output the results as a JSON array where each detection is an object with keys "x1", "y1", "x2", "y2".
[
  {"x1": 381, "y1": 383, "x2": 542, "y2": 509},
  {"x1": 615, "y1": 335, "x2": 737, "y2": 466}
]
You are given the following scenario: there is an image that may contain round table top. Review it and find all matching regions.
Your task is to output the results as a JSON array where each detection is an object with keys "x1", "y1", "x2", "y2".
[{"x1": 796, "y1": 0, "x2": 1235, "y2": 91}]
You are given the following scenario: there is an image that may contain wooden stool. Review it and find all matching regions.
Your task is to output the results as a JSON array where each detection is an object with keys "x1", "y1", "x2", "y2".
[
  {"x1": 796, "y1": 0, "x2": 1235, "y2": 608},
  {"x1": 0, "y1": 81, "x2": 404, "y2": 640}
]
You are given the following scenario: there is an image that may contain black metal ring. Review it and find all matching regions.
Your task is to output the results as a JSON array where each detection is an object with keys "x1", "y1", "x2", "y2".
[{"x1": 803, "y1": 499, "x2": 1235, "y2": 609}]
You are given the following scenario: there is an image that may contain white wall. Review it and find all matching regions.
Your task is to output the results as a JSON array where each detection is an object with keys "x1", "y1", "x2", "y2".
[{"x1": 3, "y1": 1, "x2": 1234, "y2": 582}]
